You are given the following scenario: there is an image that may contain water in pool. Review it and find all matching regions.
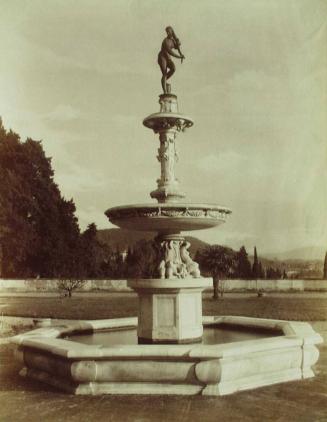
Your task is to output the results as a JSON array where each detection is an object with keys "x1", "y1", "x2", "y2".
[{"x1": 66, "y1": 325, "x2": 280, "y2": 346}]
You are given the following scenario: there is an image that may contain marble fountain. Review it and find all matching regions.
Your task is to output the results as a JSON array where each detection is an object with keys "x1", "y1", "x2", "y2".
[{"x1": 11, "y1": 28, "x2": 322, "y2": 396}]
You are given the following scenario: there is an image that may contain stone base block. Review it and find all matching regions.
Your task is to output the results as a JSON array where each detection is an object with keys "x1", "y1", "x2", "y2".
[{"x1": 128, "y1": 278, "x2": 211, "y2": 343}]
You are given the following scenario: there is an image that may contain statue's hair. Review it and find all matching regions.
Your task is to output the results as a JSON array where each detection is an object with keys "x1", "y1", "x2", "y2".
[
  {"x1": 165, "y1": 26, "x2": 180, "y2": 47},
  {"x1": 165, "y1": 26, "x2": 176, "y2": 38}
]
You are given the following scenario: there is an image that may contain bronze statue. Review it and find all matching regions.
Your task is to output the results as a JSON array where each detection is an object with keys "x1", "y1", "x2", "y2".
[{"x1": 158, "y1": 26, "x2": 185, "y2": 94}]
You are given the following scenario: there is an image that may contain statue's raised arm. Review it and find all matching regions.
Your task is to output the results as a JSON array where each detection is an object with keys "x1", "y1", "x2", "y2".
[{"x1": 158, "y1": 26, "x2": 185, "y2": 94}]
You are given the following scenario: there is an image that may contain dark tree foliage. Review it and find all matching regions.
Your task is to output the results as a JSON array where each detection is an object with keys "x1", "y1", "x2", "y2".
[
  {"x1": 252, "y1": 246, "x2": 265, "y2": 279},
  {"x1": 98, "y1": 239, "x2": 160, "y2": 280},
  {"x1": 125, "y1": 239, "x2": 159, "y2": 278},
  {"x1": 252, "y1": 246, "x2": 259, "y2": 279},
  {"x1": 258, "y1": 261, "x2": 265, "y2": 279},
  {"x1": 110, "y1": 249, "x2": 125, "y2": 279},
  {"x1": 266, "y1": 267, "x2": 282, "y2": 279},
  {"x1": 57, "y1": 223, "x2": 110, "y2": 296},
  {"x1": 0, "y1": 120, "x2": 80, "y2": 278},
  {"x1": 124, "y1": 246, "x2": 134, "y2": 274},
  {"x1": 97, "y1": 245, "x2": 127, "y2": 279},
  {"x1": 80, "y1": 223, "x2": 109, "y2": 278},
  {"x1": 196, "y1": 245, "x2": 237, "y2": 299},
  {"x1": 0, "y1": 125, "x2": 34, "y2": 276},
  {"x1": 236, "y1": 246, "x2": 252, "y2": 279},
  {"x1": 323, "y1": 251, "x2": 327, "y2": 280}
]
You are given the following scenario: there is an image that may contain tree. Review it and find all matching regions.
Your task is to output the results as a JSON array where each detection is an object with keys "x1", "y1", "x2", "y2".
[
  {"x1": 251, "y1": 247, "x2": 266, "y2": 279},
  {"x1": 0, "y1": 119, "x2": 82, "y2": 278},
  {"x1": 125, "y1": 239, "x2": 159, "y2": 278},
  {"x1": 55, "y1": 230, "x2": 87, "y2": 297},
  {"x1": 236, "y1": 246, "x2": 252, "y2": 279},
  {"x1": 252, "y1": 246, "x2": 259, "y2": 279},
  {"x1": 57, "y1": 278, "x2": 86, "y2": 298},
  {"x1": 113, "y1": 247, "x2": 125, "y2": 278},
  {"x1": 258, "y1": 262, "x2": 265, "y2": 279},
  {"x1": 96, "y1": 247, "x2": 115, "y2": 278},
  {"x1": 266, "y1": 267, "x2": 282, "y2": 279},
  {"x1": 0, "y1": 124, "x2": 37, "y2": 276},
  {"x1": 55, "y1": 222, "x2": 105, "y2": 297},
  {"x1": 323, "y1": 251, "x2": 327, "y2": 280},
  {"x1": 42, "y1": 196, "x2": 81, "y2": 278},
  {"x1": 196, "y1": 245, "x2": 237, "y2": 299},
  {"x1": 80, "y1": 223, "x2": 108, "y2": 278}
]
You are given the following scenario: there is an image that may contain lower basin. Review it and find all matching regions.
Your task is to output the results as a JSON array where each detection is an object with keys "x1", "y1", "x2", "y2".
[{"x1": 11, "y1": 316, "x2": 322, "y2": 396}]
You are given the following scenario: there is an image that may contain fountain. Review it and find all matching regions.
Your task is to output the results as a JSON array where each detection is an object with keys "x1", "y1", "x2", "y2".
[
  {"x1": 106, "y1": 88, "x2": 231, "y2": 344},
  {"x1": 11, "y1": 27, "x2": 322, "y2": 396}
]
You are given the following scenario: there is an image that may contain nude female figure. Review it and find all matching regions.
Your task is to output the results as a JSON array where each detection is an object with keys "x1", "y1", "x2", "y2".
[{"x1": 158, "y1": 26, "x2": 185, "y2": 93}]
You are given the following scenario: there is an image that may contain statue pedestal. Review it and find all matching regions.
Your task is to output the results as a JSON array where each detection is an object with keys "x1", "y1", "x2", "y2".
[
  {"x1": 128, "y1": 278, "x2": 211, "y2": 343},
  {"x1": 143, "y1": 93, "x2": 193, "y2": 203}
]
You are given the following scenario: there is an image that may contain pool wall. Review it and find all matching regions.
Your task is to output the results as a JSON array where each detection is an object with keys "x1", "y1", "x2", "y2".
[{"x1": 11, "y1": 316, "x2": 323, "y2": 396}]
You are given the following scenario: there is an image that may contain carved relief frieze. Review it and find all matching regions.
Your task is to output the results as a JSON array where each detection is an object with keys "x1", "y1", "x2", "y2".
[
  {"x1": 108, "y1": 207, "x2": 227, "y2": 221},
  {"x1": 161, "y1": 209, "x2": 184, "y2": 217},
  {"x1": 207, "y1": 210, "x2": 220, "y2": 218},
  {"x1": 151, "y1": 117, "x2": 192, "y2": 133},
  {"x1": 184, "y1": 209, "x2": 205, "y2": 217}
]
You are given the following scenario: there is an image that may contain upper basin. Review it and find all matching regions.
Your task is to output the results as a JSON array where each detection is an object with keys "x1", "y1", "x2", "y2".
[
  {"x1": 105, "y1": 203, "x2": 231, "y2": 233},
  {"x1": 143, "y1": 112, "x2": 194, "y2": 131}
]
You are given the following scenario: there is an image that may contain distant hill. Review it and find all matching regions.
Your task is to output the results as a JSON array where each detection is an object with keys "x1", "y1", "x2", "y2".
[
  {"x1": 262, "y1": 246, "x2": 325, "y2": 261},
  {"x1": 97, "y1": 229, "x2": 209, "y2": 256},
  {"x1": 96, "y1": 230, "x2": 324, "y2": 277},
  {"x1": 253, "y1": 250, "x2": 324, "y2": 279},
  {"x1": 98, "y1": 230, "x2": 325, "y2": 262}
]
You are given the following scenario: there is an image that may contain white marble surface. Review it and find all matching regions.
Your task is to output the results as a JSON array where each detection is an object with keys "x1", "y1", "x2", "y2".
[
  {"x1": 128, "y1": 278, "x2": 211, "y2": 343},
  {"x1": 11, "y1": 316, "x2": 323, "y2": 396}
]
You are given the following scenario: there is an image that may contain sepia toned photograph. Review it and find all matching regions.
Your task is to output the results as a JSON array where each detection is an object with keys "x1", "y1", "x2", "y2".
[{"x1": 0, "y1": 1, "x2": 326, "y2": 421}]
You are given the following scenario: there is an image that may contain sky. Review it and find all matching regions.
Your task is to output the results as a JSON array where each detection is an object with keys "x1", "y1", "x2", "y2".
[{"x1": 0, "y1": 0, "x2": 326, "y2": 255}]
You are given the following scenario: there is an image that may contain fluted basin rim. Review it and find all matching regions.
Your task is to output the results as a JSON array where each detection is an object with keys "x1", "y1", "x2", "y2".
[
  {"x1": 143, "y1": 112, "x2": 194, "y2": 129},
  {"x1": 106, "y1": 203, "x2": 232, "y2": 214},
  {"x1": 105, "y1": 203, "x2": 232, "y2": 233}
]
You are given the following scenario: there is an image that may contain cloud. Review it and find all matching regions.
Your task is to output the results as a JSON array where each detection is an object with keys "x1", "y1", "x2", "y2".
[
  {"x1": 45, "y1": 104, "x2": 80, "y2": 122},
  {"x1": 54, "y1": 163, "x2": 107, "y2": 196},
  {"x1": 75, "y1": 206, "x2": 109, "y2": 231},
  {"x1": 197, "y1": 151, "x2": 246, "y2": 174}
]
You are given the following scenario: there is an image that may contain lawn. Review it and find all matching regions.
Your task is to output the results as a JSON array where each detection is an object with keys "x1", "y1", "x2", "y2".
[{"x1": 1, "y1": 293, "x2": 326, "y2": 321}]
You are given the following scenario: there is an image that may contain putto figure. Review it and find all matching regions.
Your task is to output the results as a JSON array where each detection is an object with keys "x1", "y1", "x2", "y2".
[{"x1": 158, "y1": 26, "x2": 185, "y2": 93}]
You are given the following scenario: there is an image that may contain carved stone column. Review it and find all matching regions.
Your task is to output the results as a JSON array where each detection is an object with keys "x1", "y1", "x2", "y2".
[
  {"x1": 158, "y1": 130, "x2": 177, "y2": 186},
  {"x1": 151, "y1": 129, "x2": 183, "y2": 203},
  {"x1": 144, "y1": 93, "x2": 193, "y2": 203}
]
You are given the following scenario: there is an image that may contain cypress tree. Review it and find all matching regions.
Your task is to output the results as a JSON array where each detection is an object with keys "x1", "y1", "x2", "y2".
[
  {"x1": 252, "y1": 246, "x2": 259, "y2": 279},
  {"x1": 236, "y1": 246, "x2": 252, "y2": 279}
]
